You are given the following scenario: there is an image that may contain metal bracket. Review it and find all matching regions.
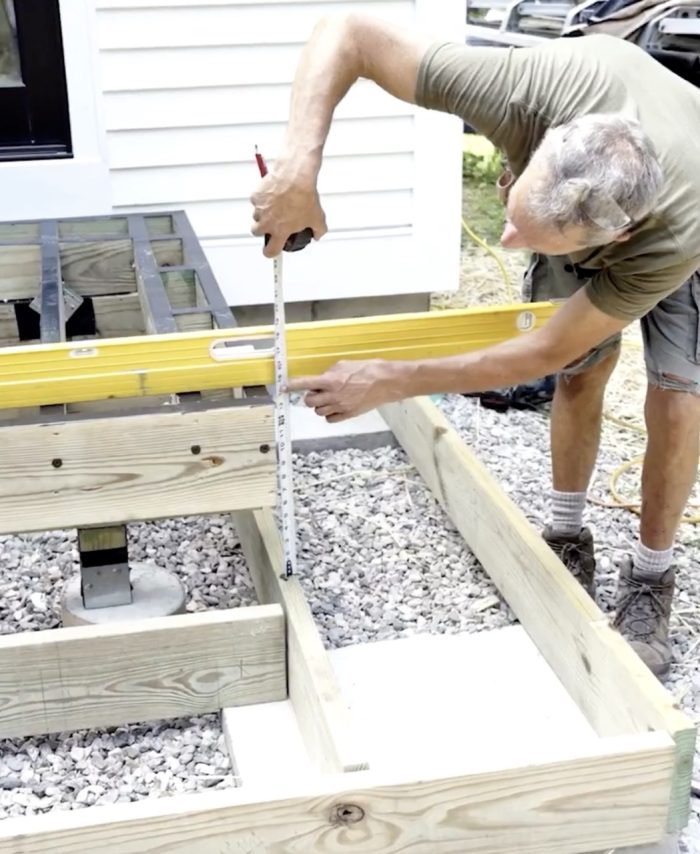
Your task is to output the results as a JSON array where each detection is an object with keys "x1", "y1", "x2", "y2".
[
  {"x1": 81, "y1": 562, "x2": 133, "y2": 610},
  {"x1": 78, "y1": 525, "x2": 133, "y2": 610},
  {"x1": 30, "y1": 283, "x2": 84, "y2": 323}
]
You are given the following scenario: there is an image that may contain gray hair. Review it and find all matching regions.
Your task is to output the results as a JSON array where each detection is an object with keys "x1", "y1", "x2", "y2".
[{"x1": 526, "y1": 113, "x2": 663, "y2": 242}]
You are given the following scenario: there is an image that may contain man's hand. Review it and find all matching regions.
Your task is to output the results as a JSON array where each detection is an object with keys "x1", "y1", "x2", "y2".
[
  {"x1": 250, "y1": 158, "x2": 327, "y2": 258},
  {"x1": 286, "y1": 359, "x2": 401, "y2": 422}
]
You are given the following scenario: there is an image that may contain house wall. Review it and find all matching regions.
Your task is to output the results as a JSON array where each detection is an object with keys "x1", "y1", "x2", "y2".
[
  {"x1": 2, "y1": 0, "x2": 465, "y2": 307},
  {"x1": 0, "y1": 2, "x2": 112, "y2": 221}
]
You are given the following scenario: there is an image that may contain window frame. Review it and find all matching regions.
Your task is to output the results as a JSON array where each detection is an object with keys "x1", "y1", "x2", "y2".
[{"x1": 0, "y1": 0, "x2": 72, "y2": 162}]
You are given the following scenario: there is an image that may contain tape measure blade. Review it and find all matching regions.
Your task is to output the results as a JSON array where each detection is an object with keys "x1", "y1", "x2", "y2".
[{"x1": 273, "y1": 254, "x2": 297, "y2": 577}]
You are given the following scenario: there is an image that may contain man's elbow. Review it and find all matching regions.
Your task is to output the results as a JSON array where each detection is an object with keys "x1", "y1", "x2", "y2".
[
  {"x1": 310, "y1": 12, "x2": 368, "y2": 46},
  {"x1": 309, "y1": 13, "x2": 369, "y2": 73}
]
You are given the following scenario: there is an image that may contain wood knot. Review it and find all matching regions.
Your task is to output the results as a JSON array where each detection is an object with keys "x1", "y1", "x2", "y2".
[
  {"x1": 202, "y1": 455, "x2": 224, "y2": 467},
  {"x1": 330, "y1": 803, "x2": 364, "y2": 826}
]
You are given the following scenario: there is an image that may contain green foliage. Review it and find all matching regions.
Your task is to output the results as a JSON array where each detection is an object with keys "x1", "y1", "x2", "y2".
[
  {"x1": 462, "y1": 147, "x2": 503, "y2": 185},
  {"x1": 462, "y1": 176, "x2": 505, "y2": 245}
]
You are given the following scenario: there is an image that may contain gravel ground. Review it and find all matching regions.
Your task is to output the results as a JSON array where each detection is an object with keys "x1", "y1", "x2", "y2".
[
  {"x1": 1, "y1": 395, "x2": 698, "y2": 853},
  {"x1": 0, "y1": 517, "x2": 253, "y2": 817},
  {"x1": 1, "y1": 236, "x2": 698, "y2": 849}
]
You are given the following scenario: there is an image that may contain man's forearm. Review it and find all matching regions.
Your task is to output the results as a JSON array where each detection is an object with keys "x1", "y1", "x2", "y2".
[
  {"x1": 389, "y1": 335, "x2": 558, "y2": 398},
  {"x1": 383, "y1": 290, "x2": 628, "y2": 400}
]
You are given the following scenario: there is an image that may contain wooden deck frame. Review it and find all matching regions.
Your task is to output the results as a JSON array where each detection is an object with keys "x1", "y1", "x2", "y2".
[
  {"x1": 0, "y1": 399, "x2": 276, "y2": 533},
  {"x1": 380, "y1": 398, "x2": 696, "y2": 834},
  {"x1": 0, "y1": 606, "x2": 286, "y2": 740},
  {"x1": 0, "y1": 212, "x2": 693, "y2": 851},
  {"x1": 0, "y1": 397, "x2": 694, "y2": 853},
  {"x1": 0, "y1": 210, "x2": 238, "y2": 345}
]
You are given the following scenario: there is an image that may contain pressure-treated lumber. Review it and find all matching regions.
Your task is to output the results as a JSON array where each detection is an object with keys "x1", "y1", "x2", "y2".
[
  {"x1": 380, "y1": 397, "x2": 696, "y2": 833},
  {"x1": 231, "y1": 507, "x2": 367, "y2": 774},
  {"x1": 38, "y1": 220, "x2": 65, "y2": 344},
  {"x1": 0, "y1": 302, "x2": 558, "y2": 408},
  {"x1": 0, "y1": 605, "x2": 286, "y2": 739},
  {"x1": 91, "y1": 293, "x2": 145, "y2": 338},
  {"x1": 55, "y1": 239, "x2": 139, "y2": 297},
  {"x1": 0, "y1": 401, "x2": 275, "y2": 534},
  {"x1": 129, "y1": 214, "x2": 179, "y2": 335},
  {"x1": 0, "y1": 731, "x2": 675, "y2": 853}
]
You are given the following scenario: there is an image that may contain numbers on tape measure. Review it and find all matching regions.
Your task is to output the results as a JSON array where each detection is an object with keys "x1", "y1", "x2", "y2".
[{"x1": 272, "y1": 254, "x2": 297, "y2": 579}]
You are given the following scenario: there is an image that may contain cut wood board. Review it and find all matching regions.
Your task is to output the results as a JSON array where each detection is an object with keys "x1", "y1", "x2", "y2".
[
  {"x1": 0, "y1": 403, "x2": 275, "y2": 533},
  {"x1": 0, "y1": 605, "x2": 286, "y2": 739},
  {"x1": 0, "y1": 726, "x2": 673, "y2": 853},
  {"x1": 380, "y1": 397, "x2": 696, "y2": 832},
  {"x1": 231, "y1": 507, "x2": 367, "y2": 775}
]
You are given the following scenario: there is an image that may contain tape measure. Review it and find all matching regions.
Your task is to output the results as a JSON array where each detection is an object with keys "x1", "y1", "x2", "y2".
[{"x1": 255, "y1": 148, "x2": 313, "y2": 578}]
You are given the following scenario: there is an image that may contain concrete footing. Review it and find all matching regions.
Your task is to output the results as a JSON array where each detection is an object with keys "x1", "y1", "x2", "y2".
[{"x1": 61, "y1": 563, "x2": 187, "y2": 627}]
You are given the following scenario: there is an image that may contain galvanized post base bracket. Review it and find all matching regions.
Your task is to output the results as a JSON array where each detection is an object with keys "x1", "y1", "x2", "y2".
[
  {"x1": 78, "y1": 525, "x2": 133, "y2": 609},
  {"x1": 62, "y1": 563, "x2": 187, "y2": 627}
]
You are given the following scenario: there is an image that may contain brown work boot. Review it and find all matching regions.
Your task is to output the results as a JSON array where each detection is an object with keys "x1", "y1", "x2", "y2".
[
  {"x1": 543, "y1": 525, "x2": 596, "y2": 597},
  {"x1": 613, "y1": 557, "x2": 675, "y2": 678}
]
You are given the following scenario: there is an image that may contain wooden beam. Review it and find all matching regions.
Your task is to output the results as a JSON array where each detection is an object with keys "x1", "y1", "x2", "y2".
[
  {"x1": 59, "y1": 239, "x2": 138, "y2": 297},
  {"x1": 0, "y1": 403, "x2": 275, "y2": 534},
  {"x1": 38, "y1": 220, "x2": 66, "y2": 344},
  {"x1": 231, "y1": 508, "x2": 368, "y2": 774},
  {"x1": 0, "y1": 303, "x2": 19, "y2": 344},
  {"x1": 380, "y1": 397, "x2": 696, "y2": 833},
  {"x1": 129, "y1": 215, "x2": 179, "y2": 335},
  {"x1": 172, "y1": 210, "x2": 237, "y2": 330},
  {"x1": 162, "y1": 270, "x2": 215, "y2": 332},
  {"x1": 92, "y1": 293, "x2": 146, "y2": 338},
  {"x1": 0, "y1": 605, "x2": 286, "y2": 739},
  {"x1": 0, "y1": 244, "x2": 41, "y2": 300},
  {"x1": 0, "y1": 731, "x2": 675, "y2": 853}
]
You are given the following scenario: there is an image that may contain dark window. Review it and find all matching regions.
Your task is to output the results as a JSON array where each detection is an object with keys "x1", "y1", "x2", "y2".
[{"x1": 0, "y1": 0, "x2": 72, "y2": 161}]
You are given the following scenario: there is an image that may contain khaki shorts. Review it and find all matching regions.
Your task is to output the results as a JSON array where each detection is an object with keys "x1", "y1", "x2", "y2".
[{"x1": 524, "y1": 253, "x2": 700, "y2": 393}]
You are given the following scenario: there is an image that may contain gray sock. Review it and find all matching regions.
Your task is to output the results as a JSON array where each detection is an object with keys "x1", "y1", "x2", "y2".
[
  {"x1": 634, "y1": 542, "x2": 673, "y2": 578},
  {"x1": 551, "y1": 490, "x2": 587, "y2": 536}
]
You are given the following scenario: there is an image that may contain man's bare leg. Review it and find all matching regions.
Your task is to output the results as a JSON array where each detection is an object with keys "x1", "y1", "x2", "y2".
[
  {"x1": 641, "y1": 384, "x2": 700, "y2": 549},
  {"x1": 614, "y1": 383, "x2": 700, "y2": 676},
  {"x1": 550, "y1": 347, "x2": 620, "y2": 493},
  {"x1": 543, "y1": 348, "x2": 620, "y2": 596}
]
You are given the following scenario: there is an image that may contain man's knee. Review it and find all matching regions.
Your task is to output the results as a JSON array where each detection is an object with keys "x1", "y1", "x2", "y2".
[
  {"x1": 645, "y1": 380, "x2": 700, "y2": 434},
  {"x1": 556, "y1": 337, "x2": 621, "y2": 397}
]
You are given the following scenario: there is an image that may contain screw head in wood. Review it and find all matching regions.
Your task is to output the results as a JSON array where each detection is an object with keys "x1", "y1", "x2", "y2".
[
  {"x1": 330, "y1": 803, "x2": 364, "y2": 825},
  {"x1": 190, "y1": 445, "x2": 201, "y2": 455},
  {"x1": 51, "y1": 458, "x2": 63, "y2": 468},
  {"x1": 259, "y1": 443, "x2": 271, "y2": 454}
]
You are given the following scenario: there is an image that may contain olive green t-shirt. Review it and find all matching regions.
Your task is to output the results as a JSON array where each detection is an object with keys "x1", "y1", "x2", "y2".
[{"x1": 415, "y1": 34, "x2": 700, "y2": 320}]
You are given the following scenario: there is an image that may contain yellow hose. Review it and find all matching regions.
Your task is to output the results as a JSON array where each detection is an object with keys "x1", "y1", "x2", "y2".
[{"x1": 461, "y1": 218, "x2": 515, "y2": 302}]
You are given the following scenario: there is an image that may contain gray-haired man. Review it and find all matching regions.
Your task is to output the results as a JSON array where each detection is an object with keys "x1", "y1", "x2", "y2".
[{"x1": 250, "y1": 17, "x2": 700, "y2": 678}]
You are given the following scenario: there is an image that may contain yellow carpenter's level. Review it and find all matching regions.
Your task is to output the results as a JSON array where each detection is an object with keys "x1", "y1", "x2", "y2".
[{"x1": 0, "y1": 302, "x2": 558, "y2": 409}]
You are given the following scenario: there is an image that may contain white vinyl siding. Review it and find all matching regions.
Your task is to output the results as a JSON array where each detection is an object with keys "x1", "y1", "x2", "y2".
[
  {"x1": 93, "y1": 0, "x2": 463, "y2": 305},
  {"x1": 0, "y1": 2, "x2": 111, "y2": 222}
]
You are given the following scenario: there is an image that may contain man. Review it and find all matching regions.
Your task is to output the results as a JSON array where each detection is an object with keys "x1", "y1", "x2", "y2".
[{"x1": 250, "y1": 15, "x2": 700, "y2": 677}]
